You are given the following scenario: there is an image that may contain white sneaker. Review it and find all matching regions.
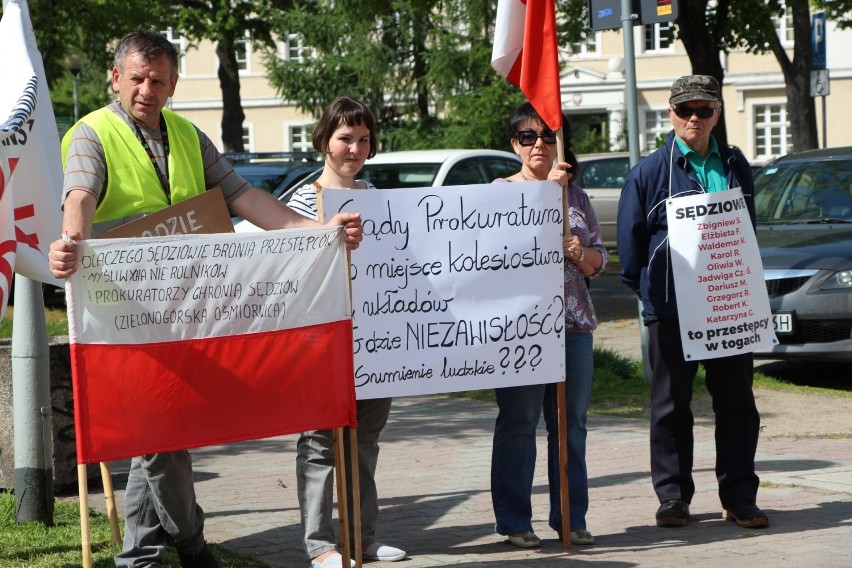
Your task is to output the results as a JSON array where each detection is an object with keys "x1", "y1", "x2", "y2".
[
  {"x1": 570, "y1": 529, "x2": 595, "y2": 545},
  {"x1": 507, "y1": 531, "x2": 541, "y2": 548},
  {"x1": 363, "y1": 542, "x2": 407, "y2": 562},
  {"x1": 310, "y1": 552, "x2": 355, "y2": 568}
]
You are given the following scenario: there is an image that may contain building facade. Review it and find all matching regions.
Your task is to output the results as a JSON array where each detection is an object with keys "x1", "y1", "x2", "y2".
[{"x1": 168, "y1": 12, "x2": 852, "y2": 162}]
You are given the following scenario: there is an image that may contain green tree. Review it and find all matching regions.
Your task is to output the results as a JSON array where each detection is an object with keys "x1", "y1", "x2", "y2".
[
  {"x1": 157, "y1": 0, "x2": 297, "y2": 152},
  {"x1": 676, "y1": 0, "x2": 852, "y2": 152},
  {"x1": 262, "y1": 0, "x2": 584, "y2": 152},
  {"x1": 1, "y1": 0, "x2": 169, "y2": 120}
]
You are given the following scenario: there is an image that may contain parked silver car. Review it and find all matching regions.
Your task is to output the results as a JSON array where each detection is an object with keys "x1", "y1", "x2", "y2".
[
  {"x1": 753, "y1": 146, "x2": 852, "y2": 361},
  {"x1": 573, "y1": 153, "x2": 633, "y2": 248}
]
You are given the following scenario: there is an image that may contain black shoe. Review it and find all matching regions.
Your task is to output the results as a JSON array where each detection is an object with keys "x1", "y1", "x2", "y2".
[
  {"x1": 178, "y1": 543, "x2": 221, "y2": 568},
  {"x1": 723, "y1": 501, "x2": 769, "y2": 528},
  {"x1": 656, "y1": 499, "x2": 690, "y2": 527}
]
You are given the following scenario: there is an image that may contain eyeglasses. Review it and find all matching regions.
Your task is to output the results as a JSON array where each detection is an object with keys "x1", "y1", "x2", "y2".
[
  {"x1": 516, "y1": 130, "x2": 557, "y2": 146},
  {"x1": 672, "y1": 106, "x2": 718, "y2": 119}
]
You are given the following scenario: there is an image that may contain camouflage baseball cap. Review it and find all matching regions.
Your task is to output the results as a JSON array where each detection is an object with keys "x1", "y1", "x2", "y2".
[{"x1": 669, "y1": 75, "x2": 721, "y2": 105}]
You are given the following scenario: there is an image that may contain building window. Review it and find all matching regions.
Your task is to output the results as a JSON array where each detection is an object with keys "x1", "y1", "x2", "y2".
[
  {"x1": 288, "y1": 124, "x2": 312, "y2": 152},
  {"x1": 643, "y1": 109, "x2": 670, "y2": 151},
  {"x1": 643, "y1": 22, "x2": 673, "y2": 52},
  {"x1": 570, "y1": 32, "x2": 599, "y2": 56},
  {"x1": 772, "y1": 7, "x2": 794, "y2": 46},
  {"x1": 235, "y1": 32, "x2": 250, "y2": 72},
  {"x1": 242, "y1": 125, "x2": 253, "y2": 153},
  {"x1": 753, "y1": 104, "x2": 791, "y2": 159},
  {"x1": 160, "y1": 27, "x2": 187, "y2": 75},
  {"x1": 282, "y1": 33, "x2": 309, "y2": 63}
]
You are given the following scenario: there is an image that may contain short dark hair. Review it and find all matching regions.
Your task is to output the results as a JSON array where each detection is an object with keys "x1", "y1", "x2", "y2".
[
  {"x1": 507, "y1": 102, "x2": 571, "y2": 148},
  {"x1": 312, "y1": 97, "x2": 378, "y2": 159},
  {"x1": 114, "y1": 29, "x2": 179, "y2": 76}
]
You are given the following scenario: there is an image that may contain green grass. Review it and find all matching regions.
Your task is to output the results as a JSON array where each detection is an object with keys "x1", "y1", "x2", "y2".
[
  {"x1": 0, "y1": 491, "x2": 266, "y2": 567},
  {"x1": 1, "y1": 307, "x2": 69, "y2": 339}
]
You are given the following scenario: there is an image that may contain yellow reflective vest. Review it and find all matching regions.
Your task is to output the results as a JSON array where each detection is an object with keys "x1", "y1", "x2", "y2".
[{"x1": 61, "y1": 106, "x2": 205, "y2": 223}]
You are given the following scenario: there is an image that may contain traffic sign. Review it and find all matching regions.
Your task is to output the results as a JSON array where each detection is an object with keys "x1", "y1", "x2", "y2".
[
  {"x1": 639, "y1": 0, "x2": 679, "y2": 25},
  {"x1": 812, "y1": 12, "x2": 826, "y2": 70},
  {"x1": 810, "y1": 69, "x2": 830, "y2": 97},
  {"x1": 588, "y1": 0, "x2": 678, "y2": 31}
]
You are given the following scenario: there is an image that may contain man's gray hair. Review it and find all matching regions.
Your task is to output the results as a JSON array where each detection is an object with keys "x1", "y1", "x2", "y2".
[{"x1": 114, "y1": 28, "x2": 179, "y2": 75}]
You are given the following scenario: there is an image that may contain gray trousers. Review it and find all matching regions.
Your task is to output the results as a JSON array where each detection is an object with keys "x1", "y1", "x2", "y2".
[
  {"x1": 115, "y1": 451, "x2": 207, "y2": 567},
  {"x1": 297, "y1": 398, "x2": 393, "y2": 560}
]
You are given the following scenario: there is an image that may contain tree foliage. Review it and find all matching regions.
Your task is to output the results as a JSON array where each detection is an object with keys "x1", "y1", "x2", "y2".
[
  {"x1": 262, "y1": 0, "x2": 569, "y2": 152},
  {"x1": 152, "y1": 0, "x2": 298, "y2": 152},
  {"x1": 675, "y1": 0, "x2": 852, "y2": 152},
  {"x1": 1, "y1": 0, "x2": 169, "y2": 120}
]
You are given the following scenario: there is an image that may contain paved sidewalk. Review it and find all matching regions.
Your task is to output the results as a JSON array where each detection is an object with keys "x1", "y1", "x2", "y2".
[
  {"x1": 86, "y1": 274, "x2": 852, "y2": 567},
  {"x1": 93, "y1": 393, "x2": 852, "y2": 568}
]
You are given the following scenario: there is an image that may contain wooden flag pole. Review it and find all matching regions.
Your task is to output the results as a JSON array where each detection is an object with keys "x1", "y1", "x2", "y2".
[
  {"x1": 349, "y1": 429, "x2": 363, "y2": 567},
  {"x1": 100, "y1": 462, "x2": 122, "y2": 544},
  {"x1": 78, "y1": 464, "x2": 93, "y2": 568},
  {"x1": 322, "y1": 189, "x2": 363, "y2": 566},
  {"x1": 333, "y1": 428, "x2": 352, "y2": 563},
  {"x1": 556, "y1": 128, "x2": 571, "y2": 549}
]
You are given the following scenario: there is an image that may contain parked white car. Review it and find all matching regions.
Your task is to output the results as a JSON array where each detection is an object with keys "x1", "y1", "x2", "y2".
[{"x1": 234, "y1": 149, "x2": 521, "y2": 232}]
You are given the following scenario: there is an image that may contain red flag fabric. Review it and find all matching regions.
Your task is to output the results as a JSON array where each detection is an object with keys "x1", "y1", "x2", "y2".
[
  {"x1": 0, "y1": 0, "x2": 64, "y2": 317},
  {"x1": 66, "y1": 227, "x2": 356, "y2": 463},
  {"x1": 492, "y1": 0, "x2": 563, "y2": 131}
]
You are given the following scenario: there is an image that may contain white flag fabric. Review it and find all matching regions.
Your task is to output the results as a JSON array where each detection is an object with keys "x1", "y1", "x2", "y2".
[
  {"x1": 65, "y1": 227, "x2": 357, "y2": 462},
  {"x1": 0, "y1": 0, "x2": 64, "y2": 317}
]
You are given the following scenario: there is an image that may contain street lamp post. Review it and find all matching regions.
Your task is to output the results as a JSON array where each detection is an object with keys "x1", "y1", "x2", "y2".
[{"x1": 65, "y1": 54, "x2": 83, "y2": 122}]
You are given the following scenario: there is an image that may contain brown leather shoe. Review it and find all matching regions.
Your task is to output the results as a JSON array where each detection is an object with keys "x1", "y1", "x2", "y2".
[{"x1": 723, "y1": 502, "x2": 770, "y2": 528}]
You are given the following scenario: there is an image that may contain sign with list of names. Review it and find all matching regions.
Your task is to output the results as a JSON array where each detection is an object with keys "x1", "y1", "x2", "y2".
[{"x1": 666, "y1": 187, "x2": 777, "y2": 360}]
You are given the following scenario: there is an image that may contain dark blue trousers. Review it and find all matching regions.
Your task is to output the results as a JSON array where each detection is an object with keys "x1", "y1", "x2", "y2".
[{"x1": 648, "y1": 320, "x2": 761, "y2": 508}]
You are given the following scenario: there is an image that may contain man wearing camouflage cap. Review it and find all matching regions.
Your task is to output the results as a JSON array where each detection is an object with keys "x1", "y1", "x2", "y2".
[{"x1": 616, "y1": 75, "x2": 769, "y2": 530}]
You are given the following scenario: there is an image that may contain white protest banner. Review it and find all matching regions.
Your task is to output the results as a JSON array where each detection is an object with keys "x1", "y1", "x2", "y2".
[
  {"x1": 324, "y1": 181, "x2": 566, "y2": 399},
  {"x1": 666, "y1": 187, "x2": 777, "y2": 360},
  {"x1": 0, "y1": 0, "x2": 64, "y2": 316},
  {"x1": 66, "y1": 227, "x2": 356, "y2": 463}
]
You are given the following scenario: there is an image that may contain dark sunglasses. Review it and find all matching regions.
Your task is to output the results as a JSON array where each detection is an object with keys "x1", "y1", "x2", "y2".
[
  {"x1": 516, "y1": 129, "x2": 557, "y2": 146},
  {"x1": 672, "y1": 106, "x2": 718, "y2": 119}
]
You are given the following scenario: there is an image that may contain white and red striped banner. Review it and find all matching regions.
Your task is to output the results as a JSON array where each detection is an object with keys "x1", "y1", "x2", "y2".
[
  {"x1": 0, "y1": 0, "x2": 64, "y2": 317},
  {"x1": 66, "y1": 226, "x2": 355, "y2": 463}
]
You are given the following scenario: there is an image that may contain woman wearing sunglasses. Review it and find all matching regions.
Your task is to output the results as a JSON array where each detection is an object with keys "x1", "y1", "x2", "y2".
[{"x1": 490, "y1": 102, "x2": 607, "y2": 548}]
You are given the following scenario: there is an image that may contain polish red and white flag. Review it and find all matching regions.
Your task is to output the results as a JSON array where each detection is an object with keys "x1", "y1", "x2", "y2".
[
  {"x1": 0, "y1": 0, "x2": 64, "y2": 317},
  {"x1": 491, "y1": 0, "x2": 563, "y2": 131},
  {"x1": 66, "y1": 226, "x2": 356, "y2": 463}
]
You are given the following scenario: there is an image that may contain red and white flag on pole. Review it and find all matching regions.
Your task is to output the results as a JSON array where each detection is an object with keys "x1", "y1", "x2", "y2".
[
  {"x1": 66, "y1": 227, "x2": 356, "y2": 463},
  {"x1": 491, "y1": 0, "x2": 563, "y2": 131},
  {"x1": 0, "y1": 0, "x2": 64, "y2": 317}
]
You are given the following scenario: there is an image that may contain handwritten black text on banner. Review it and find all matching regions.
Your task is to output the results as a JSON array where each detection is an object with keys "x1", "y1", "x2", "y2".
[
  {"x1": 66, "y1": 227, "x2": 356, "y2": 462},
  {"x1": 324, "y1": 182, "x2": 566, "y2": 399}
]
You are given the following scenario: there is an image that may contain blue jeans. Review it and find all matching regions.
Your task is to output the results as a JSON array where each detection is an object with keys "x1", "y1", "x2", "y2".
[
  {"x1": 491, "y1": 383, "x2": 546, "y2": 535},
  {"x1": 115, "y1": 451, "x2": 207, "y2": 567},
  {"x1": 544, "y1": 331, "x2": 593, "y2": 533}
]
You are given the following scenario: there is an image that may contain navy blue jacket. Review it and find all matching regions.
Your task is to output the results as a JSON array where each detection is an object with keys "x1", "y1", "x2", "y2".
[{"x1": 616, "y1": 130, "x2": 756, "y2": 324}]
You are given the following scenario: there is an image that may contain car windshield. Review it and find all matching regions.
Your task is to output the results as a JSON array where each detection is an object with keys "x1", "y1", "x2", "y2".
[
  {"x1": 234, "y1": 165, "x2": 292, "y2": 194},
  {"x1": 754, "y1": 159, "x2": 852, "y2": 224},
  {"x1": 358, "y1": 163, "x2": 441, "y2": 189}
]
